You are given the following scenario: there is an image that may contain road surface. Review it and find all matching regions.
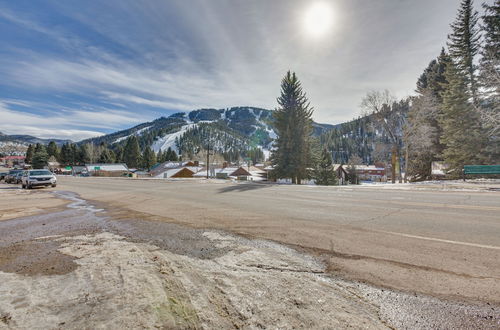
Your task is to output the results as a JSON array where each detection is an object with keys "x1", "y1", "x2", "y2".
[{"x1": 54, "y1": 176, "x2": 500, "y2": 304}]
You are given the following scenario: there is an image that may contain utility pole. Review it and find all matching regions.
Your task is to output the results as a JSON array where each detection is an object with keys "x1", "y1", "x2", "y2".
[{"x1": 206, "y1": 129, "x2": 210, "y2": 179}]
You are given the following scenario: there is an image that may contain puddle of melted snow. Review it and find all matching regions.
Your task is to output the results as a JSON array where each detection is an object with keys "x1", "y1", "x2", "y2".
[{"x1": 53, "y1": 191, "x2": 105, "y2": 213}]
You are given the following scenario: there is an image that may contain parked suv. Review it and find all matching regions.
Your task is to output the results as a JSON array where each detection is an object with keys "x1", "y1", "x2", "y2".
[
  {"x1": 21, "y1": 170, "x2": 57, "y2": 189},
  {"x1": 0, "y1": 171, "x2": 8, "y2": 181},
  {"x1": 4, "y1": 169, "x2": 23, "y2": 183}
]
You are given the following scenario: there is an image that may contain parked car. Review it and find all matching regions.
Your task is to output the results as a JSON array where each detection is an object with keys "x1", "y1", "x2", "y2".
[
  {"x1": 13, "y1": 171, "x2": 25, "y2": 184},
  {"x1": 0, "y1": 171, "x2": 8, "y2": 181},
  {"x1": 21, "y1": 170, "x2": 57, "y2": 189},
  {"x1": 4, "y1": 169, "x2": 23, "y2": 183}
]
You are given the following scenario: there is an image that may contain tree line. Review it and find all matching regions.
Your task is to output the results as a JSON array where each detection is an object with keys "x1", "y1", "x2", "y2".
[
  {"x1": 405, "y1": 0, "x2": 499, "y2": 180},
  {"x1": 271, "y1": 0, "x2": 499, "y2": 185},
  {"x1": 24, "y1": 136, "x2": 179, "y2": 170}
]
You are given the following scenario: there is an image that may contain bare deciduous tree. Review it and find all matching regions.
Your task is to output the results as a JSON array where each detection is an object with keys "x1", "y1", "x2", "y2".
[{"x1": 361, "y1": 90, "x2": 407, "y2": 183}]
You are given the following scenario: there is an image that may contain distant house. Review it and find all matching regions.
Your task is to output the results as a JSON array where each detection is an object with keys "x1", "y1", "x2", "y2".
[
  {"x1": 162, "y1": 166, "x2": 203, "y2": 178},
  {"x1": 350, "y1": 165, "x2": 386, "y2": 182},
  {"x1": 85, "y1": 163, "x2": 130, "y2": 177},
  {"x1": 333, "y1": 164, "x2": 348, "y2": 185},
  {"x1": 248, "y1": 166, "x2": 268, "y2": 181},
  {"x1": 1, "y1": 155, "x2": 25, "y2": 167},
  {"x1": 193, "y1": 166, "x2": 252, "y2": 180},
  {"x1": 150, "y1": 161, "x2": 202, "y2": 179}
]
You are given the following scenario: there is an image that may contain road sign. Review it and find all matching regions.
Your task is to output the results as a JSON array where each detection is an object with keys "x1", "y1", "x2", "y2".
[{"x1": 94, "y1": 166, "x2": 101, "y2": 170}]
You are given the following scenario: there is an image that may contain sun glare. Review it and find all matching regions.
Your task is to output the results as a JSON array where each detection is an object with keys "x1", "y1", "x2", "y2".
[{"x1": 303, "y1": 2, "x2": 334, "y2": 38}]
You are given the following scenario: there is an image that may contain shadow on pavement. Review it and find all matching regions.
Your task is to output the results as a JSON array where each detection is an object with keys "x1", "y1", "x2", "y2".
[{"x1": 218, "y1": 183, "x2": 271, "y2": 194}]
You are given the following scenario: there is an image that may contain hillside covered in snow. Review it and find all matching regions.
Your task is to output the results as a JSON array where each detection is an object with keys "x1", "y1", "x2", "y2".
[{"x1": 80, "y1": 107, "x2": 335, "y2": 160}]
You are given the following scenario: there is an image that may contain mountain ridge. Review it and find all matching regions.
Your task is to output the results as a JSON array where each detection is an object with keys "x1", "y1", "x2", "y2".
[{"x1": 80, "y1": 107, "x2": 337, "y2": 158}]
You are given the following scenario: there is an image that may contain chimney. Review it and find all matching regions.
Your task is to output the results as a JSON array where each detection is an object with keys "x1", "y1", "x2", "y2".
[
  {"x1": 222, "y1": 162, "x2": 228, "y2": 169},
  {"x1": 194, "y1": 160, "x2": 199, "y2": 166}
]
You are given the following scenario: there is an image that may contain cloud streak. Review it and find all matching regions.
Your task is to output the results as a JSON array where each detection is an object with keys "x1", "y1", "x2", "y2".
[
  {"x1": 0, "y1": 101, "x2": 147, "y2": 141},
  {"x1": 0, "y1": 0, "x2": 487, "y2": 139}
]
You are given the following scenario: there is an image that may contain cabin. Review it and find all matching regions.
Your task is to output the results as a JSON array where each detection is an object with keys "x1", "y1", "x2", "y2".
[
  {"x1": 85, "y1": 163, "x2": 130, "y2": 177},
  {"x1": 193, "y1": 166, "x2": 252, "y2": 179},
  {"x1": 149, "y1": 161, "x2": 203, "y2": 179}
]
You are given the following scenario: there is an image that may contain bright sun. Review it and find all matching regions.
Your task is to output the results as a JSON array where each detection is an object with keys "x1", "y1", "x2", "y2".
[{"x1": 303, "y1": 2, "x2": 334, "y2": 37}]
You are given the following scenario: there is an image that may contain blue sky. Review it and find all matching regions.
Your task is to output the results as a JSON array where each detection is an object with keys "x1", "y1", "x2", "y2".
[{"x1": 0, "y1": 0, "x2": 487, "y2": 141}]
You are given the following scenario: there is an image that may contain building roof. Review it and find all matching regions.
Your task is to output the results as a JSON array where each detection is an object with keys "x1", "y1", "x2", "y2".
[
  {"x1": 353, "y1": 165, "x2": 385, "y2": 171},
  {"x1": 86, "y1": 163, "x2": 129, "y2": 172},
  {"x1": 1, "y1": 155, "x2": 25, "y2": 160},
  {"x1": 149, "y1": 161, "x2": 198, "y2": 177},
  {"x1": 162, "y1": 166, "x2": 202, "y2": 178},
  {"x1": 218, "y1": 167, "x2": 252, "y2": 176}
]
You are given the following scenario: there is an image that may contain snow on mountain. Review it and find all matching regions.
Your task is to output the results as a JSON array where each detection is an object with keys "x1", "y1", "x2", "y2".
[
  {"x1": 113, "y1": 125, "x2": 152, "y2": 144},
  {"x1": 152, "y1": 123, "x2": 197, "y2": 153},
  {"x1": 80, "y1": 106, "x2": 334, "y2": 160}
]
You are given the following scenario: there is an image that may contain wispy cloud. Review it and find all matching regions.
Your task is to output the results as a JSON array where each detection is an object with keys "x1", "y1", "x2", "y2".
[
  {"x1": 0, "y1": 0, "x2": 478, "y2": 135},
  {"x1": 0, "y1": 101, "x2": 146, "y2": 140}
]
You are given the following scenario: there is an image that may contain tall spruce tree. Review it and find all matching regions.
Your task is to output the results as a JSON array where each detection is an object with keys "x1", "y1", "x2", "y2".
[
  {"x1": 405, "y1": 50, "x2": 451, "y2": 180},
  {"x1": 98, "y1": 148, "x2": 115, "y2": 163},
  {"x1": 34, "y1": 143, "x2": 43, "y2": 154},
  {"x1": 25, "y1": 144, "x2": 34, "y2": 164},
  {"x1": 479, "y1": 0, "x2": 500, "y2": 98},
  {"x1": 313, "y1": 148, "x2": 338, "y2": 185},
  {"x1": 271, "y1": 71, "x2": 314, "y2": 184},
  {"x1": 47, "y1": 141, "x2": 59, "y2": 159},
  {"x1": 123, "y1": 136, "x2": 141, "y2": 168},
  {"x1": 114, "y1": 145, "x2": 124, "y2": 163},
  {"x1": 447, "y1": 0, "x2": 481, "y2": 104},
  {"x1": 440, "y1": 61, "x2": 485, "y2": 176},
  {"x1": 142, "y1": 146, "x2": 156, "y2": 170},
  {"x1": 478, "y1": 0, "x2": 500, "y2": 163},
  {"x1": 416, "y1": 48, "x2": 451, "y2": 103},
  {"x1": 32, "y1": 145, "x2": 48, "y2": 169}
]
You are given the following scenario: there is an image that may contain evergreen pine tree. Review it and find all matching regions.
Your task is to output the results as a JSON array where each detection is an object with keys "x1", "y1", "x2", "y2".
[
  {"x1": 417, "y1": 48, "x2": 451, "y2": 102},
  {"x1": 25, "y1": 144, "x2": 34, "y2": 164},
  {"x1": 479, "y1": 0, "x2": 499, "y2": 98},
  {"x1": 440, "y1": 61, "x2": 486, "y2": 176},
  {"x1": 142, "y1": 146, "x2": 156, "y2": 170},
  {"x1": 114, "y1": 145, "x2": 124, "y2": 163},
  {"x1": 123, "y1": 136, "x2": 141, "y2": 168},
  {"x1": 447, "y1": 0, "x2": 481, "y2": 104},
  {"x1": 478, "y1": 0, "x2": 500, "y2": 163},
  {"x1": 47, "y1": 141, "x2": 59, "y2": 159},
  {"x1": 32, "y1": 146, "x2": 49, "y2": 169},
  {"x1": 271, "y1": 71, "x2": 314, "y2": 184},
  {"x1": 313, "y1": 148, "x2": 338, "y2": 185},
  {"x1": 34, "y1": 143, "x2": 43, "y2": 154},
  {"x1": 98, "y1": 148, "x2": 115, "y2": 163},
  {"x1": 165, "y1": 147, "x2": 173, "y2": 161},
  {"x1": 170, "y1": 149, "x2": 178, "y2": 161},
  {"x1": 157, "y1": 150, "x2": 163, "y2": 163},
  {"x1": 405, "y1": 50, "x2": 452, "y2": 180}
]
